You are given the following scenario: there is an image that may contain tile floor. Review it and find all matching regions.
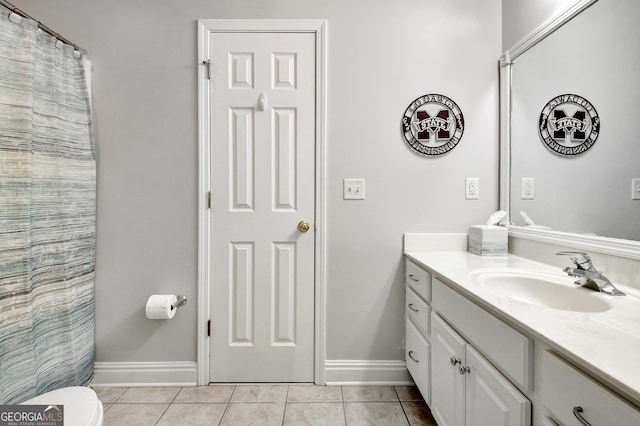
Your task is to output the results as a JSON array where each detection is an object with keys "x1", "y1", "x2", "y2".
[{"x1": 95, "y1": 384, "x2": 437, "y2": 425}]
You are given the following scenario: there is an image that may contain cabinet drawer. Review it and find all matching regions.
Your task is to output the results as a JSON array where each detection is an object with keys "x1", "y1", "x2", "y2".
[
  {"x1": 540, "y1": 351, "x2": 640, "y2": 426},
  {"x1": 406, "y1": 287, "x2": 430, "y2": 337},
  {"x1": 431, "y1": 277, "x2": 533, "y2": 391},
  {"x1": 406, "y1": 317, "x2": 431, "y2": 404},
  {"x1": 405, "y1": 259, "x2": 431, "y2": 301}
]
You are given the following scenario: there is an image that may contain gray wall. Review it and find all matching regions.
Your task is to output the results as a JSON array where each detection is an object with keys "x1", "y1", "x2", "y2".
[
  {"x1": 11, "y1": 0, "x2": 501, "y2": 367},
  {"x1": 502, "y1": 0, "x2": 576, "y2": 50}
]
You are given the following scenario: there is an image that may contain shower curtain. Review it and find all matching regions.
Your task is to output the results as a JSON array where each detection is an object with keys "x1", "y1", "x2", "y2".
[{"x1": 0, "y1": 10, "x2": 95, "y2": 404}]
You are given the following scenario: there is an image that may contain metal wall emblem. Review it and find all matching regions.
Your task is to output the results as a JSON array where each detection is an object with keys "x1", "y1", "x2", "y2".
[
  {"x1": 539, "y1": 94, "x2": 600, "y2": 156},
  {"x1": 401, "y1": 94, "x2": 464, "y2": 156}
]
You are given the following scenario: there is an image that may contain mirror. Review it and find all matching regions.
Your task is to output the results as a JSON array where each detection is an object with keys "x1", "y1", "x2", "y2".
[{"x1": 500, "y1": 0, "x2": 640, "y2": 256}]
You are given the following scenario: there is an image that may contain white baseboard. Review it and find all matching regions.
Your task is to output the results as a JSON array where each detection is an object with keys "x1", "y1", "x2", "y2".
[
  {"x1": 324, "y1": 360, "x2": 413, "y2": 386},
  {"x1": 92, "y1": 360, "x2": 411, "y2": 387},
  {"x1": 92, "y1": 362, "x2": 198, "y2": 387}
]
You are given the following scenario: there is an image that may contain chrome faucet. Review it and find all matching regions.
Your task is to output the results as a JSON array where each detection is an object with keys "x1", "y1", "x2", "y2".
[{"x1": 556, "y1": 251, "x2": 625, "y2": 296}]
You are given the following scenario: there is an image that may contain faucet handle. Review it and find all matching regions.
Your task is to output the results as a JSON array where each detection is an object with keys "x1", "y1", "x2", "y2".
[{"x1": 556, "y1": 251, "x2": 594, "y2": 270}]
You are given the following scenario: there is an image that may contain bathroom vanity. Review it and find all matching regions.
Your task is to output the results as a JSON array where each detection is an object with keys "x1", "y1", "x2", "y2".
[{"x1": 404, "y1": 234, "x2": 640, "y2": 426}]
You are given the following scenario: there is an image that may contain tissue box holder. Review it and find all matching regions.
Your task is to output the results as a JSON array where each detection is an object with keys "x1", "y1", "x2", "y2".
[{"x1": 468, "y1": 225, "x2": 507, "y2": 256}]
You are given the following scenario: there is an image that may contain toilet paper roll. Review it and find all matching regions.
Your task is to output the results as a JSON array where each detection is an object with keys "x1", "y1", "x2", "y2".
[{"x1": 145, "y1": 294, "x2": 177, "y2": 320}]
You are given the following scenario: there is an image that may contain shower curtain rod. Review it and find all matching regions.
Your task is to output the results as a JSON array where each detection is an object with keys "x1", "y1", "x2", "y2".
[{"x1": 0, "y1": 0, "x2": 87, "y2": 54}]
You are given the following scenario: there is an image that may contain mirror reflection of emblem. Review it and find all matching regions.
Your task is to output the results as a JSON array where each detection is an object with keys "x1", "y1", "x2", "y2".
[
  {"x1": 401, "y1": 94, "x2": 464, "y2": 156},
  {"x1": 551, "y1": 109, "x2": 588, "y2": 141},
  {"x1": 538, "y1": 94, "x2": 599, "y2": 156}
]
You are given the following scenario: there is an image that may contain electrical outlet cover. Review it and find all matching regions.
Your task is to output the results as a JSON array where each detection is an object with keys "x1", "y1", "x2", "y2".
[
  {"x1": 521, "y1": 178, "x2": 535, "y2": 199},
  {"x1": 465, "y1": 178, "x2": 479, "y2": 200},
  {"x1": 633, "y1": 178, "x2": 640, "y2": 200}
]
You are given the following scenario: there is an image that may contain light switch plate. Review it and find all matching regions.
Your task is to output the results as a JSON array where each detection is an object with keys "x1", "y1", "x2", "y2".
[{"x1": 343, "y1": 178, "x2": 365, "y2": 200}]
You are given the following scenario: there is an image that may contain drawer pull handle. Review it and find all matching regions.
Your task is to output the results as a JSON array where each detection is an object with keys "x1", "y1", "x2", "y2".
[
  {"x1": 458, "y1": 364, "x2": 470, "y2": 375},
  {"x1": 408, "y1": 274, "x2": 420, "y2": 282},
  {"x1": 450, "y1": 357, "x2": 461, "y2": 366},
  {"x1": 408, "y1": 351, "x2": 419, "y2": 363},
  {"x1": 408, "y1": 303, "x2": 419, "y2": 312},
  {"x1": 573, "y1": 407, "x2": 592, "y2": 426}
]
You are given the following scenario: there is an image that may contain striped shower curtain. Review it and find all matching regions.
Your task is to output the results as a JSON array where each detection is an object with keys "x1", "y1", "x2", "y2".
[{"x1": 0, "y1": 10, "x2": 95, "y2": 404}]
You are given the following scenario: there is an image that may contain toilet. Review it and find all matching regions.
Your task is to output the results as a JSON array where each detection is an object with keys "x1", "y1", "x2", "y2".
[{"x1": 21, "y1": 386, "x2": 103, "y2": 426}]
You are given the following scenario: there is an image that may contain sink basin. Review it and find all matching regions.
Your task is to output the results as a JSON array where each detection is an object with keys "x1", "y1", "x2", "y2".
[{"x1": 469, "y1": 269, "x2": 612, "y2": 313}]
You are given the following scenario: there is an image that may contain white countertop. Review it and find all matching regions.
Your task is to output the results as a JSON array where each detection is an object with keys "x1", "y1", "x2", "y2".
[{"x1": 404, "y1": 250, "x2": 640, "y2": 407}]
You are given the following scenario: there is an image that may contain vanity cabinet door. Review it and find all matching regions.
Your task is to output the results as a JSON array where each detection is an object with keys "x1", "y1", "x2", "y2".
[
  {"x1": 405, "y1": 317, "x2": 431, "y2": 404},
  {"x1": 432, "y1": 277, "x2": 532, "y2": 391},
  {"x1": 465, "y1": 345, "x2": 531, "y2": 426},
  {"x1": 431, "y1": 313, "x2": 466, "y2": 426},
  {"x1": 431, "y1": 313, "x2": 531, "y2": 426}
]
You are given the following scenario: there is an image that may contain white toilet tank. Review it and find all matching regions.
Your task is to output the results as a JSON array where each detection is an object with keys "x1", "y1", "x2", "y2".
[{"x1": 21, "y1": 386, "x2": 103, "y2": 426}]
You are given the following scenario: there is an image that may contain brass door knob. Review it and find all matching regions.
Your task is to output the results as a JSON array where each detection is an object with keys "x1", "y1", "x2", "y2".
[{"x1": 298, "y1": 220, "x2": 311, "y2": 233}]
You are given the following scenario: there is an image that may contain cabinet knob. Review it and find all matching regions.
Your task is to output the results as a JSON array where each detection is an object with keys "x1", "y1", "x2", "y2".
[
  {"x1": 450, "y1": 357, "x2": 461, "y2": 366},
  {"x1": 408, "y1": 274, "x2": 420, "y2": 282},
  {"x1": 408, "y1": 351, "x2": 419, "y2": 363},
  {"x1": 573, "y1": 407, "x2": 592, "y2": 426},
  {"x1": 458, "y1": 364, "x2": 470, "y2": 375},
  {"x1": 408, "y1": 303, "x2": 419, "y2": 312}
]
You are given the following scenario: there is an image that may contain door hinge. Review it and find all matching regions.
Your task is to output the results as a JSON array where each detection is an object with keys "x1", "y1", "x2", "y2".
[
  {"x1": 202, "y1": 59, "x2": 212, "y2": 80},
  {"x1": 207, "y1": 319, "x2": 211, "y2": 337},
  {"x1": 207, "y1": 191, "x2": 212, "y2": 209}
]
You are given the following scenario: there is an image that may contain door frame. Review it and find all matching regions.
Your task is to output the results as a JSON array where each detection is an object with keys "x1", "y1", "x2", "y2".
[{"x1": 196, "y1": 19, "x2": 327, "y2": 385}]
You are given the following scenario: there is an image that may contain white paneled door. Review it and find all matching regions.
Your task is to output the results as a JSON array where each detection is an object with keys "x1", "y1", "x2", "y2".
[{"x1": 208, "y1": 32, "x2": 316, "y2": 382}]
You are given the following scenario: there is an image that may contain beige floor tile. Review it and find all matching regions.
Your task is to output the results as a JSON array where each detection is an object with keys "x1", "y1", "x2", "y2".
[
  {"x1": 394, "y1": 386, "x2": 424, "y2": 402},
  {"x1": 99, "y1": 385, "x2": 433, "y2": 426},
  {"x1": 287, "y1": 385, "x2": 342, "y2": 402},
  {"x1": 93, "y1": 387, "x2": 127, "y2": 403},
  {"x1": 342, "y1": 386, "x2": 398, "y2": 402},
  {"x1": 156, "y1": 403, "x2": 227, "y2": 426},
  {"x1": 103, "y1": 403, "x2": 167, "y2": 426},
  {"x1": 174, "y1": 385, "x2": 235, "y2": 403},
  {"x1": 345, "y1": 402, "x2": 409, "y2": 426},
  {"x1": 231, "y1": 385, "x2": 288, "y2": 402},
  {"x1": 284, "y1": 402, "x2": 346, "y2": 426},
  {"x1": 117, "y1": 387, "x2": 180, "y2": 404},
  {"x1": 220, "y1": 402, "x2": 285, "y2": 426},
  {"x1": 402, "y1": 401, "x2": 437, "y2": 426}
]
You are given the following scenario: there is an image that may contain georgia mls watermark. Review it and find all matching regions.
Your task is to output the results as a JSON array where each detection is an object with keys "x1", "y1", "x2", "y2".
[
  {"x1": 401, "y1": 94, "x2": 465, "y2": 156},
  {"x1": 538, "y1": 94, "x2": 600, "y2": 156},
  {"x1": 0, "y1": 405, "x2": 64, "y2": 426}
]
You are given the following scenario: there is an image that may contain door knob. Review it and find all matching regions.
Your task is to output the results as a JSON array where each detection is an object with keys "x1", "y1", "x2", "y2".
[{"x1": 298, "y1": 220, "x2": 311, "y2": 233}]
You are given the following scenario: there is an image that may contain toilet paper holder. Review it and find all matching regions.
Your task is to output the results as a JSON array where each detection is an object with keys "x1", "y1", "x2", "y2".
[{"x1": 173, "y1": 295, "x2": 188, "y2": 310}]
